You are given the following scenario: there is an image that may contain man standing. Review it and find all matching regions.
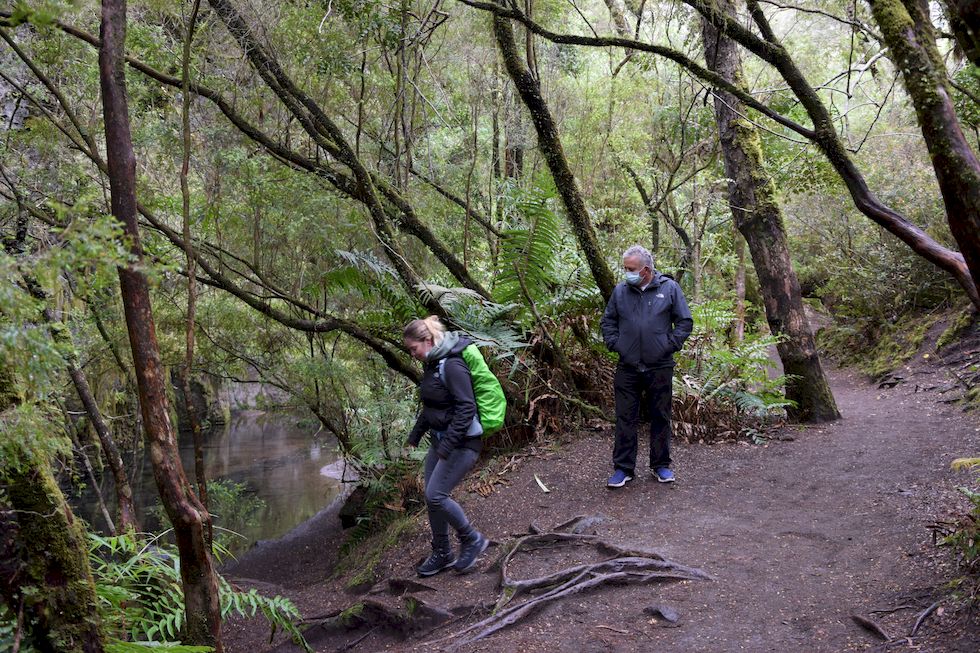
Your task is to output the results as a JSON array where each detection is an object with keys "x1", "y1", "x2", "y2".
[{"x1": 600, "y1": 245, "x2": 694, "y2": 488}]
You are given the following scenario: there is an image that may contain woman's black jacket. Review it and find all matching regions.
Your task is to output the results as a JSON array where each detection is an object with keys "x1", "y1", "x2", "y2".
[{"x1": 406, "y1": 335, "x2": 480, "y2": 458}]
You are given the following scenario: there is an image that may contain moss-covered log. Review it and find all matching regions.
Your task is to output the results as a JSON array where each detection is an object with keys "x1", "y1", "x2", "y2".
[{"x1": 702, "y1": 0, "x2": 839, "y2": 422}]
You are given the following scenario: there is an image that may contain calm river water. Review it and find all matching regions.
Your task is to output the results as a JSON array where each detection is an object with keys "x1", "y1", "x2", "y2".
[{"x1": 73, "y1": 410, "x2": 346, "y2": 552}]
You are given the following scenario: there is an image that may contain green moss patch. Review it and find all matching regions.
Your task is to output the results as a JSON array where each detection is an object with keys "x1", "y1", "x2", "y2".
[{"x1": 817, "y1": 312, "x2": 941, "y2": 379}]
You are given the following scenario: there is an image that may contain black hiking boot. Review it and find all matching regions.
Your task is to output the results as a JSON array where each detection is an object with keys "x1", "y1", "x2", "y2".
[
  {"x1": 453, "y1": 531, "x2": 489, "y2": 573},
  {"x1": 416, "y1": 548, "x2": 456, "y2": 577}
]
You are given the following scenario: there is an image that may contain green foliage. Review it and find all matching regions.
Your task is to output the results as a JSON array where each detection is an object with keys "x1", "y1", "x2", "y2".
[
  {"x1": 203, "y1": 479, "x2": 266, "y2": 553},
  {"x1": 147, "y1": 479, "x2": 265, "y2": 554},
  {"x1": 86, "y1": 531, "x2": 310, "y2": 652},
  {"x1": 952, "y1": 65, "x2": 980, "y2": 131},
  {"x1": 936, "y1": 306, "x2": 976, "y2": 351},
  {"x1": 0, "y1": 602, "x2": 39, "y2": 652},
  {"x1": 330, "y1": 249, "x2": 421, "y2": 325},
  {"x1": 937, "y1": 458, "x2": 980, "y2": 604},
  {"x1": 818, "y1": 312, "x2": 939, "y2": 378},
  {"x1": 340, "y1": 449, "x2": 423, "y2": 556},
  {"x1": 674, "y1": 301, "x2": 794, "y2": 439},
  {"x1": 336, "y1": 515, "x2": 416, "y2": 589},
  {"x1": 494, "y1": 188, "x2": 563, "y2": 306}
]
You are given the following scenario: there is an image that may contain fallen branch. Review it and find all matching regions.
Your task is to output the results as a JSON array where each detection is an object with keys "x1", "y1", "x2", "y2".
[
  {"x1": 869, "y1": 604, "x2": 916, "y2": 615},
  {"x1": 334, "y1": 625, "x2": 377, "y2": 653}
]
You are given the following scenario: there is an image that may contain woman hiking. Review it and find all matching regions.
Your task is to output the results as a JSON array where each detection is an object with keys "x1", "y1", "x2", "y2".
[{"x1": 404, "y1": 316, "x2": 489, "y2": 576}]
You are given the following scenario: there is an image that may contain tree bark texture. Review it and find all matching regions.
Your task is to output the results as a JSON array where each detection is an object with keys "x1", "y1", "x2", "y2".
[
  {"x1": 942, "y1": 0, "x2": 980, "y2": 65},
  {"x1": 869, "y1": 0, "x2": 980, "y2": 304},
  {"x1": 492, "y1": 13, "x2": 617, "y2": 301},
  {"x1": 0, "y1": 364, "x2": 105, "y2": 653},
  {"x1": 98, "y1": 1, "x2": 222, "y2": 649},
  {"x1": 702, "y1": 0, "x2": 840, "y2": 422}
]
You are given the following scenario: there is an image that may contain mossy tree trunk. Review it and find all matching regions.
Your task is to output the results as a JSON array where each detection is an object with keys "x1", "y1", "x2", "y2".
[
  {"x1": 492, "y1": 12, "x2": 617, "y2": 302},
  {"x1": 702, "y1": 0, "x2": 840, "y2": 422},
  {"x1": 941, "y1": 0, "x2": 980, "y2": 66},
  {"x1": 869, "y1": 0, "x2": 980, "y2": 300},
  {"x1": 0, "y1": 363, "x2": 105, "y2": 653},
  {"x1": 98, "y1": 0, "x2": 222, "y2": 649}
]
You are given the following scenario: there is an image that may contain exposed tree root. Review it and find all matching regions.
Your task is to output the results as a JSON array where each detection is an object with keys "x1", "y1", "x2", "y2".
[
  {"x1": 909, "y1": 600, "x2": 941, "y2": 637},
  {"x1": 430, "y1": 517, "x2": 712, "y2": 648},
  {"x1": 852, "y1": 613, "x2": 893, "y2": 641},
  {"x1": 299, "y1": 516, "x2": 710, "y2": 650}
]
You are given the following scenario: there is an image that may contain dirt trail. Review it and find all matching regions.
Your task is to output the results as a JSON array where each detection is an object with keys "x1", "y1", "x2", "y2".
[{"x1": 224, "y1": 364, "x2": 980, "y2": 652}]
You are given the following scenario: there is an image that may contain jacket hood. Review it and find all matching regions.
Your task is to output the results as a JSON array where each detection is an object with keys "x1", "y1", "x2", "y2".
[{"x1": 426, "y1": 331, "x2": 472, "y2": 362}]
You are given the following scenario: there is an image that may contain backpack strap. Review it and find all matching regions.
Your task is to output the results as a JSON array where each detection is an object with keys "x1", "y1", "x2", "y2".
[{"x1": 435, "y1": 355, "x2": 483, "y2": 437}]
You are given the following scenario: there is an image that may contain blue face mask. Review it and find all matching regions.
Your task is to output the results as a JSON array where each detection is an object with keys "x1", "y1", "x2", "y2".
[{"x1": 625, "y1": 271, "x2": 642, "y2": 285}]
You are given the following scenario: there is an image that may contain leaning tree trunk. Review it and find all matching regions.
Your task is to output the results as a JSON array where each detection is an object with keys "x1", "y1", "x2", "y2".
[
  {"x1": 98, "y1": 0, "x2": 222, "y2": 649},
  {"x1": 702, "y1": 0, "x2": 840, "y2": 422},
  {"x1": 869, "y1": 0, "x2": 980, "y2": 301},
  {"x1": 62, "y1": 332, "x2": 139, "y2": 533},
  {"x1": 941, "y1": 0, "x2": 980, "y2": 66},
  {"x1": 492, "y1": 13, "x2": 617, "y2": 301},
  {"x1": 0, "y1": 362, "x2": 105, "y2": 653}
]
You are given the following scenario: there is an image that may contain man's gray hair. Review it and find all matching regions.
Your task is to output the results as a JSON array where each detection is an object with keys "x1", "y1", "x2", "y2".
[{"x1": 622, "y1": 245, "x2": 654, "y2": 271}]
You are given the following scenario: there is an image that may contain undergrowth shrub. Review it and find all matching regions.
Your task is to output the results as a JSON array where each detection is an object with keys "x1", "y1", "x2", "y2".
[
  {"x1": 674, "y1": 301, "x2": 793, "y2": 443},
  {"x1": 203, "y1": 479, "x2": 265, "y2": 555},
  {"x1": 149, "y1": 479, "x2": 266, "y2": 556},
  {"x1": 817, "y1": 311, "x2": 941, "y2": 379},
  {"x1": 936, "y1": 458, "x2": 980, "y2": 606}
]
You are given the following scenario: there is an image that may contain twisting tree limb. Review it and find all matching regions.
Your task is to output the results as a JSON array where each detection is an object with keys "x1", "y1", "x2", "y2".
[
  {"x1": 0, "y1": 25, "x2": 422, "y2": 383},
  {"x1": 206, "y1": 0, "x2": 442, "y2": 314},
  {"x1": 455, "y1": 0, "x2": 980, "y2": 307}
]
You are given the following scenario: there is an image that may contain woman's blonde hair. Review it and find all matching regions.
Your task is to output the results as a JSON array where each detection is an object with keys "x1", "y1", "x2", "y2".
[{"x1": 403, "y1": 315, "x2": 446, "y2": 345}]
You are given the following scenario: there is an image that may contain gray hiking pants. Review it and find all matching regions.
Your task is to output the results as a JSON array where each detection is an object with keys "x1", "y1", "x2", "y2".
[{"x1": 423, "y1": 443, "x2": 480, "y2": 549}]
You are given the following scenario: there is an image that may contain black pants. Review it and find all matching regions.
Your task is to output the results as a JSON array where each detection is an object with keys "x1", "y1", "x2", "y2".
[{"x1": 612, "y1": 364, "x2": 673, "y2": 474}]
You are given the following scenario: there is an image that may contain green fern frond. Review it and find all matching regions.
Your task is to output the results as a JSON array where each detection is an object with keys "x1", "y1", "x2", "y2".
[
  {"x1": 88, "y1": 532, "x2": 311, "y2": 653},
  {"x1": 494, "y1": 189, "x2": 563, "y2": 306}
]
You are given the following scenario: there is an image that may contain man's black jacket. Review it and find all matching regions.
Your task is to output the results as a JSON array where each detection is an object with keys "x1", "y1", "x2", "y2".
[{"x1": 600, "y1": 274, "x2": 694, "y2": 370}]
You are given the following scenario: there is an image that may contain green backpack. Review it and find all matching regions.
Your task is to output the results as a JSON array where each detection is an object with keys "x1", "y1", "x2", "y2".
[{"x1": 437, "y1": 343, "x2": 507, "y2": 435}]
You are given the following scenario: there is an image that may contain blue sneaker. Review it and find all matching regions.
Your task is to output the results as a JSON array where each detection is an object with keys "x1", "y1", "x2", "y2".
[
  {"x1": 653, "y1": 467, "x2": 675, "y2": 483},
  {"x1": 607, "y1": 469, "x2": 633, "y2": 488}
]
